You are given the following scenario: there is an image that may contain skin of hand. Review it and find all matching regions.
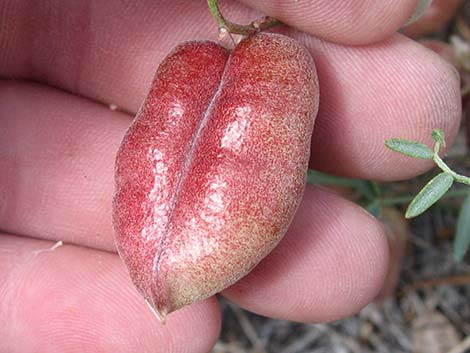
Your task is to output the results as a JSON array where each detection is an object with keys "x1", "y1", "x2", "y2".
[{"x1": 0, "y1": 0, "x2": 461, "y2": 352}]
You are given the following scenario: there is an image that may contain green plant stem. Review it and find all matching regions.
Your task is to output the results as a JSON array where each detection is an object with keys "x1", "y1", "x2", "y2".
[
  {"x1": 207, "y1": 0, "x2": 281, "y2": 36},
  {"x1": 377, "y1": 189, "x2": 470, "y2": 206},
  {"x1": 433, "y1": 142, "x2": 470, "y2": 185},
  {"x1": 207, "y1": 0, "x2": 227, "y2": 30}
]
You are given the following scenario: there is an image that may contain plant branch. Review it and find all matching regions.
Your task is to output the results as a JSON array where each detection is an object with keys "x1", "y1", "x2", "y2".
[
  {"x1": 377, "y1": 189, "x2": 470, "y2": 206},
  {"x1": 433, "y1": 142, "x2": 470, "y2": 185},
  {"x1": 207, "y1": 0, "x2": 282, "y2": 36}
]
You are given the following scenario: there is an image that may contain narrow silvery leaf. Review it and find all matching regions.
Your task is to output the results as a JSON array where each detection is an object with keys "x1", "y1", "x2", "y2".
[
  {"x1": 404, "y1": 0, "x2": 432, "y2": 26},
  {"x1": 432, "y1": 129, "x2": 446, "y2": 146},
  {"x1": 385, "y1": 139, "x2": 433, "y2": 159},
  {"x1": 308, "y1": 170, "x2": 377, "y2": 201},
  {"x1": 453, "y1": 192, "x2": 470, "y2": 262},
  {"x1": 366, "y1": 201, "x2": 381, "y2": 218},
  {"x1": 406, "y1": 173, "x2": 454, "y2": 218}
]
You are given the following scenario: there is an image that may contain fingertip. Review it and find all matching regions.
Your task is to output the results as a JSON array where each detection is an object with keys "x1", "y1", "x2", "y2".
[
  {"x1": 380, "y1": 38, "x2": 462, "y2": 180},
  {"x1": 165, "y1": 297, "x2": 222, "y2": 352},
  {"x1": 302, "y1": 34, "x2": 462, "y2": 181},
  {"x1": 0, "y1": 235, "x2": 221, "y2": 353},
  {"x1": 238, "y1": 0, "x2": 418, "y2": 45},
  {"x1": 223, "y1": 187, "x2": 389, "y2": 322}
]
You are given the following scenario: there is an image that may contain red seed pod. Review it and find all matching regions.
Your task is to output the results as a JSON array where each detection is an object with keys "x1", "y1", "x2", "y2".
[{"x1": 113, "y1": 33, "x2": 319, "y2": 322}]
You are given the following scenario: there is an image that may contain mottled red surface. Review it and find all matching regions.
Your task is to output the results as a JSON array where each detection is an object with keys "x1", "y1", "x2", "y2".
[{"x1": 113, "y1": 33, "x2": 319, "y2": 321}]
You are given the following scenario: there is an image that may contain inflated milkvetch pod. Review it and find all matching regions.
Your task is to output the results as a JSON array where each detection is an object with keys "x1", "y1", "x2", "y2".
[{"x1": 113, "y1": 32, "x2": 319, "y2": 322}]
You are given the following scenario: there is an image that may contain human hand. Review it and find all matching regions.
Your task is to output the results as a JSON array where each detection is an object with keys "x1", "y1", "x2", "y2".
[{"x1": 0, "y1": 1, "x2": 461, "y2": 352}]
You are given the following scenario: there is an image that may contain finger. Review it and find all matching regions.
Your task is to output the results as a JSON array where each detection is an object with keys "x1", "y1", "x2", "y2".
[
  {"x1": 0, "y1": 234, "x2": 220, "y2": 353},
  {"x1": 239, "y1": 0, "x2": 418, "y2": 44},
  {"x1": 0, "y1": 0, "x2": 256, "y2": 111},
  {"x1": 302, "y1": 32, "x2": 461, "y2": 180},
  {"x1": 0, "y1": 81, "x2": 125, "y2": 251},
  {"x1": 222, "y1": 186, "x2": 389, "y2": 322}
]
